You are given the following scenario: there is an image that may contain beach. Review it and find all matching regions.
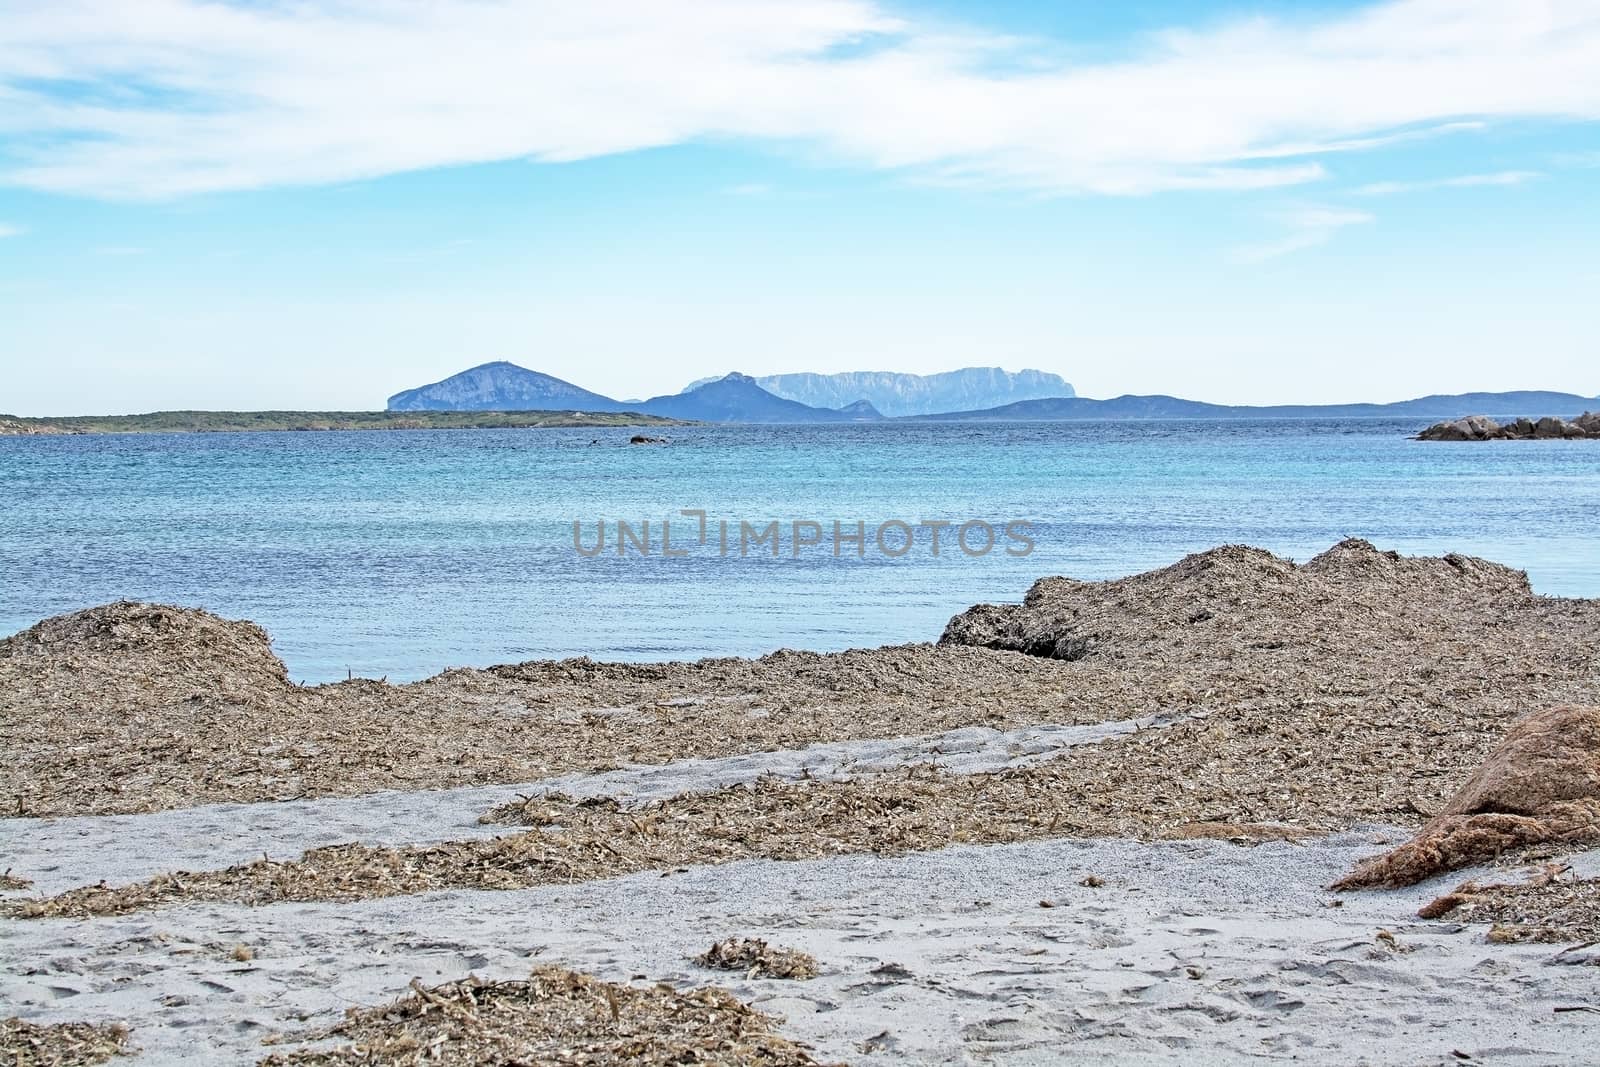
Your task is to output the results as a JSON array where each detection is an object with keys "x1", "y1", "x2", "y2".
[{"x1": 5, "y1": 539, "x2": 1600, "y2": 1064}]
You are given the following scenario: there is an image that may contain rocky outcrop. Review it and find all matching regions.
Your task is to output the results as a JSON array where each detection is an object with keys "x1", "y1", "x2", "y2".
[
  {"x1": 1334, "y1": 705, "x2": 1600, "y2": 890},
  {"x1": 1416, "y1": 412, "x2": 1600, "y2": 441}
]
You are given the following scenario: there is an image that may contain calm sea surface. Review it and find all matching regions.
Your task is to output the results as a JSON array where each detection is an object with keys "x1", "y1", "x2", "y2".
[{"x1": 3, "y1": 419, "x2": 1597, "y2": 683}]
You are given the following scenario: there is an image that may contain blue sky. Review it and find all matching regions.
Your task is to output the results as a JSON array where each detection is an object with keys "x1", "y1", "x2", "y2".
[{"x1": 2, "y1": 0, "x2": 1598, "y2": 415}]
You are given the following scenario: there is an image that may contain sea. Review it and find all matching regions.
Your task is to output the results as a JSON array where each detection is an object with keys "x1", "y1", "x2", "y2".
[{"x1": 3, "y1": 419, "x2": 1597, "y2": 684}]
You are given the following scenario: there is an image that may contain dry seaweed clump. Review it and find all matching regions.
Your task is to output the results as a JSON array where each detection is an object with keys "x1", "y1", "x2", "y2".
[
  {"x1": 259, "y1": 968, "x2": 826, "y2": 1066},
  {"x1": 0, "y1": 870, "x2": 33, "y2": 891},
  {"x1": 1335, "y1": 705, "x2": 1600, "y2": 890},
  {"x1": 694, "y1": 939, "x2": 819, "y2": 980},
  {"x1": 1, "y1": 1018, "x2": 129, "y2": 1066},
  {"x1": 940, "y1": 538, "x2": 1534, "y2": 663},
  {"x1": 0, "y1": 601, "x2": 290, "y2": 700},
  {"x1": 1419, "y1": 869, "x2": 1600, "y2": 944}
]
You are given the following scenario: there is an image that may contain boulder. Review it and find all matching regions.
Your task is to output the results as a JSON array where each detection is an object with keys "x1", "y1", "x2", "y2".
[
  {"x1": 1417, "y1": 419, "x2": 1471, "y2": 441},
  {"x1": 1416, "y1": 416, "x2": 1499, "y2": 441},
  {"x1": 1333, "y1": 705, "x2": 1600, "y2": 890}
]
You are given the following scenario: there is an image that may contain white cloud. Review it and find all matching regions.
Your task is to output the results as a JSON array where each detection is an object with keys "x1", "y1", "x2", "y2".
[
  {"x1": 1, "y1": 0, "x2": 1599, "y2": 198},
  {"x1": 1231, "y1": 206, "x2": 1375, "y2": 263},
  {"x1": 0, "y1": 222, "x2": 23, "y2": 237},
  {"x1": 1354, "y1": 170, "x2": 1542, "y2": 195}
]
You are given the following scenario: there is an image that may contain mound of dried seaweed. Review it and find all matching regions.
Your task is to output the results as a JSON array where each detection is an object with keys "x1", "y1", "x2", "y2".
[
  {"x1": 2, "y1": 615, "x2": 1102, "y2": 817},
  {"x1": 1, "y1": 1018, "x2": 128, "y2": 1066},
  {"x1": 1335, "y1": 705, "x2": 1600, "y2": 890},
  {"x1": 941, "y1": 538, "x2": 1533, "y2": 662},
  {"x1": 259, "y1": 967, "x2": 825, "y2": 1066},
  {"x1": 6, "y1": 538, "x2": 1600, "y2": 842},
  {"x1": 694, "y1": 939, "x2": 819, "y2": 980},
  {"x1": 1419, "y1": 868, "x2": 1600, "y2": 944},
  {"x1": 0, "y1": 600, "x2": 290, "y2": 698}
]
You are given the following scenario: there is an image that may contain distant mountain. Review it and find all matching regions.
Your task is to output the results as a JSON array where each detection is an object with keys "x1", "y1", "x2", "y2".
[
  {"x1": 685, "y1": 367, "x2": 1075, "y2": 417},
  {"x1": 386, "y1": 364, "x2": 1596, "y2": 427},
  {"x1": 636, "y1": 373, "x2": 878, "y2": 423},
  {"x1": 386, "y1": 363, "x2": 881, "y2": 422},
  {"x1": 914, "y1": 390, "x2": 1600, "y2": 422},
  {"x1": 387, "y1": 362, "x2": 629, "y2": 412}
]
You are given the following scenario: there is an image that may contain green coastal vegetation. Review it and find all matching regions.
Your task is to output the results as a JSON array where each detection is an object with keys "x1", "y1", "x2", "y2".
[{"x1": 0, "y1": 410, "x2": 687, "y2": 435}]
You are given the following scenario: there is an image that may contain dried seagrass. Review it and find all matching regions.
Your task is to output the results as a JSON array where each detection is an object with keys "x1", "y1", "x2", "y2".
[{"x1": 258, "y1": 967, "x2": 827, "y2": 1066}]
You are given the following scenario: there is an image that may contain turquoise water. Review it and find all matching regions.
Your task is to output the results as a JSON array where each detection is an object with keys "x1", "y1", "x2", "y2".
[{"x1": 2, "y1": 420, "x2": 1597, "y2": 683}]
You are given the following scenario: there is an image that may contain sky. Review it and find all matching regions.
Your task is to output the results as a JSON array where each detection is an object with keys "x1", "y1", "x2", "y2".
[{"x1": 1, "y1": 0, "x2": 1598, "y2": 415}]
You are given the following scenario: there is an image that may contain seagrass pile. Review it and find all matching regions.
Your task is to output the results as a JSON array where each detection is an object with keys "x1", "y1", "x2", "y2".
[
  {"x1": 258, "y1": 967, "x2": 825, "y2": 1066},
  {"x1": 0, "y1": 1019, "x2": 128, "y2": 1066}
]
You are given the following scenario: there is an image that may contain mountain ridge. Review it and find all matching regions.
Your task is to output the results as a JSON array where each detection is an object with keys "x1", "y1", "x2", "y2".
[
  {"x1": 684, "y1": 367, "x2": 1075, "y2": 416},
  {"x1": 383, "y1": 363, "x2": 1598, "y2": 425},
  {"x1": 636, "y1": 373, "x2": 878, "y2": 423},
  {"x1": 911, "y1": 390, "x2": 1600, "y2": 421}
]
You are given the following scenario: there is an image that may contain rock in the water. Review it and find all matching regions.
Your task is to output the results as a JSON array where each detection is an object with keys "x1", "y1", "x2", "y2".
[
  {"x1": 1333, "y1": 705, "x2": 1600, "y2": 890},
  {"x1": 1416, "y1": 412, "x2": 1600, "y2": 441}
]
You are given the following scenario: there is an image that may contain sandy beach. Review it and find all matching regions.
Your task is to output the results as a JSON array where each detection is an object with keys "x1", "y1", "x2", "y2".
[{"x1": 5, "y1": 540, "x2": 1600, "y2": 1064}]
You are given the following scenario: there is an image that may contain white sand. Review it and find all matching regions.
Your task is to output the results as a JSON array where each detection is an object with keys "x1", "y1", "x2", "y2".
[
  {"x1": 2, "y1": 712, "x2": 1189, "y2": 895},
  {"x1": 5, "y1": 714, "x2": 1599, "y2": 1064},
  {"x1": 5, "y1": 832, "x2": 1599, "y2": 1065}
]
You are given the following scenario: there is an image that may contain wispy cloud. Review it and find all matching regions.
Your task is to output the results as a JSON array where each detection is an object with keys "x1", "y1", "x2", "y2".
[
  {"x1": 723, "y1": 183, "x2": 775, "y2": 197},
  {"x1": 0, "y1": 222, "x2": 23, "y2": 238},
  {"x1": 1353, "y1": 170, "x2": 1542, "y2": 196},
  {"x1": 1231, "y1": 206, "x2": 1375, "y2": 263},
  {"x1": 1, "y1": 0, "x2": 1599, "y2": 199}
]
